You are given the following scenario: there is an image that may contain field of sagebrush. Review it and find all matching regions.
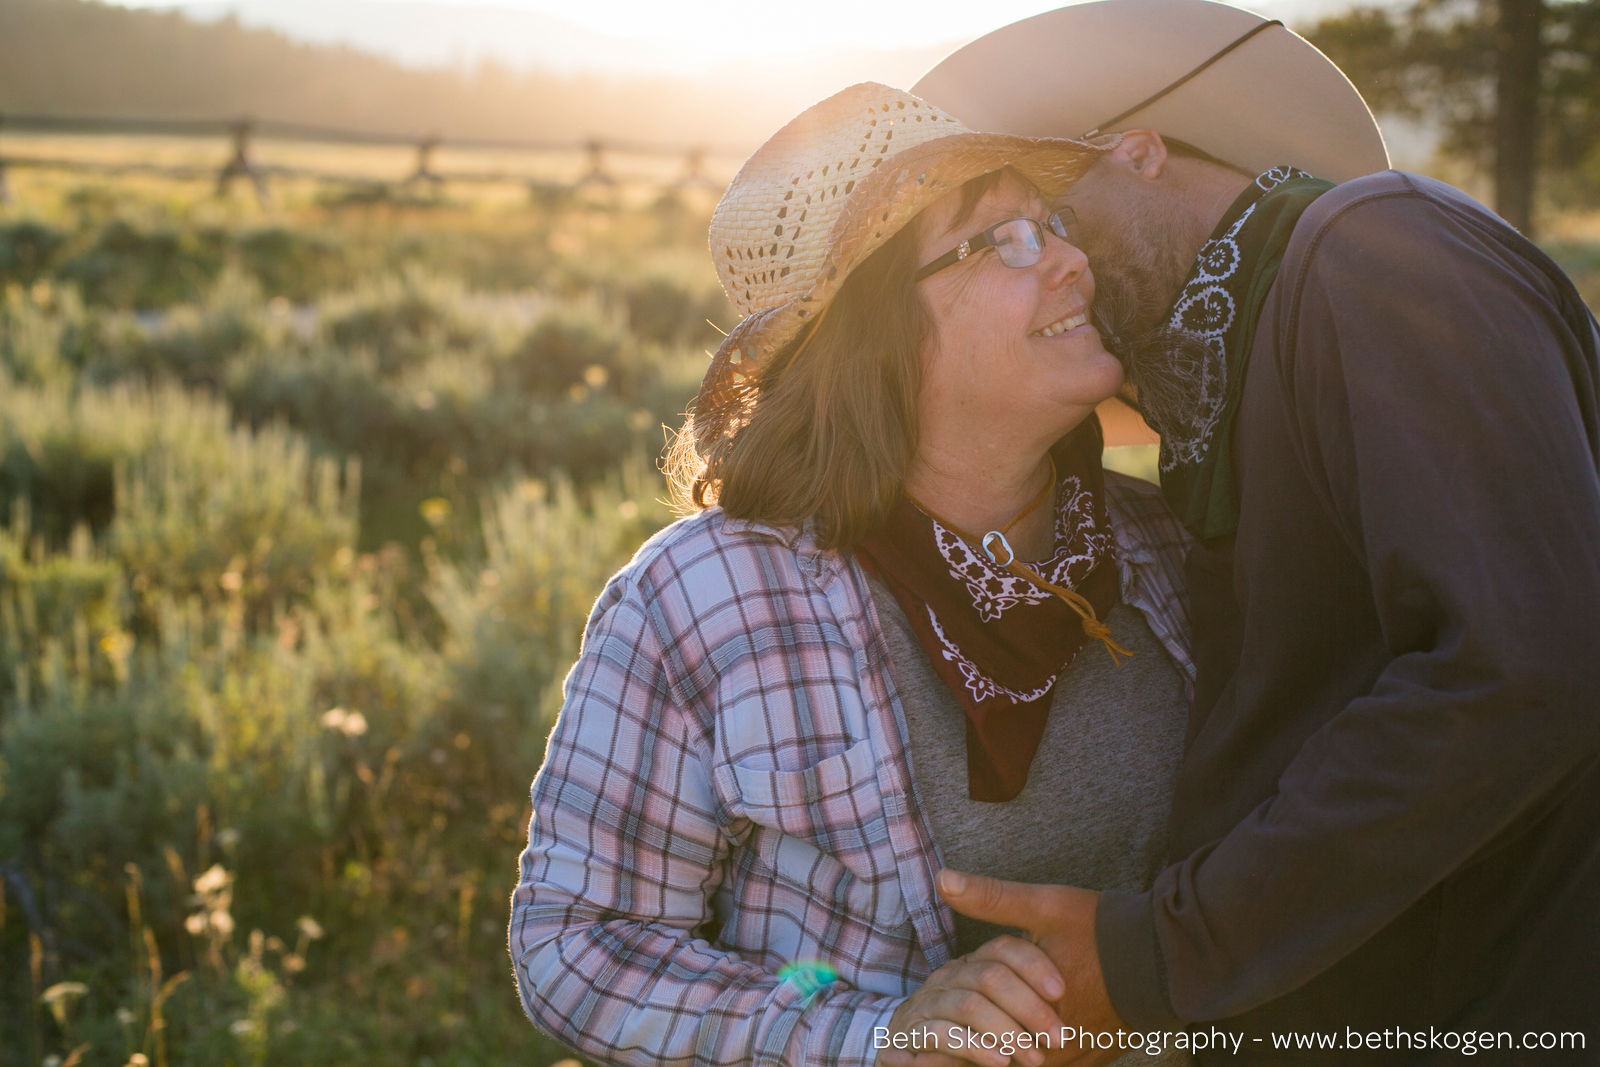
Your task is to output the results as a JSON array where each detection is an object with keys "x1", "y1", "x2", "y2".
[{"x1": 0, "y1": 171, "x2": 736, "y2": 1067}]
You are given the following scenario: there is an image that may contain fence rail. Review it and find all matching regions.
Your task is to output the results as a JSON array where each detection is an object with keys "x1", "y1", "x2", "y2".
[{"x1": 0, "y1": 112, "x2": 733, "y2": 204}]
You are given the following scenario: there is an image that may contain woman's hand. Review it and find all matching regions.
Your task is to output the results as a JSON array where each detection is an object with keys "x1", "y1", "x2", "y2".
[{"x1": 877, "y1": 935, "x2": 1065, "y2": 1067}]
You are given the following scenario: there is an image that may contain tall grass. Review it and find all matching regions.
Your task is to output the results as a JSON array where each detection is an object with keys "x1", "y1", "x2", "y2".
[
  {"x1": 0, "y1": 386, "x2": 670, "y2": 1065},
  {"x1": 0, "y1": 186, "x2": 699, "y2": 1066}
]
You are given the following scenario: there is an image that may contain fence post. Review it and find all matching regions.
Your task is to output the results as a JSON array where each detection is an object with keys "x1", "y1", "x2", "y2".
[
  {"x1": 670, "y1": 145, "x2": 715, "y2": 191},
  {"x1": 217, "y1": 118, "x2": 269, "y2": 207},
  {"x1": 577, "y1": 139, "x2": 615, "y2": 186},
  {"x1": 0, "y1": 113, "x2": 10, "y2": 207},
  {"x1": 406, "y1": 136, "x2": 443, "y2": 188}
]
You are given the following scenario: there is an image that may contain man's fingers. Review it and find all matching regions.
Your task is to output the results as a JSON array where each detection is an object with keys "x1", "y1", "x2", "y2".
[
  {"x1": 970, "y1": 935, "x2": 1066, "y2": 1003},
  {"x1": 937, "y1": 870, "x2": 1064, "y2": 930}
]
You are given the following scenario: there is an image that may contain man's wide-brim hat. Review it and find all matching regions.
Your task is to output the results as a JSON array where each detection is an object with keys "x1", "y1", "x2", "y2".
[
  {"x1": 911, "y1": 0, "x2": 1389, "y2": 185},
  {"x1": 696, "y1": 82, "x2": 1117, "y2": 448}
]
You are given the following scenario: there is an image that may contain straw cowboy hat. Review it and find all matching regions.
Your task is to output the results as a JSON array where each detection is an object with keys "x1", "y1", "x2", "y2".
[
  {"x1": 694, "y1": 81, "x2": 1118, "y2": 448},
  {"x1": 911, "y1": 0, "x2": 1389, "y2": 186}
]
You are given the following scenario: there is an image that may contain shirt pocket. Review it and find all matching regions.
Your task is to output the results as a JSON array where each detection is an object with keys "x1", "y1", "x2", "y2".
[{"x1": 722, "y1": 739, "x2": 908, "y2": 931}]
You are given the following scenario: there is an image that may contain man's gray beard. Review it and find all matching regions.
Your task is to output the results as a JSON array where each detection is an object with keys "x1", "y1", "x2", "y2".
[{"x1": 1091, "y1": 268, "x2": 1213, "y2": 443}]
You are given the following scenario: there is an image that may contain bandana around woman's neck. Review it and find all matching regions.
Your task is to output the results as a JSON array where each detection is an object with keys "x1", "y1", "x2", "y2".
[
  {"x1": 857, "y1": 423, "x2": 1118, "y2": 802},
  {"x1": 1155, "y1": 166, "x2": 1333, "y2": 541}
]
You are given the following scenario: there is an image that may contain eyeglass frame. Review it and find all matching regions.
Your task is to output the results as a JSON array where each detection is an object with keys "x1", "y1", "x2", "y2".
[{"x1": 912, "y1": 207, "x2": 1077, "y2": 283}]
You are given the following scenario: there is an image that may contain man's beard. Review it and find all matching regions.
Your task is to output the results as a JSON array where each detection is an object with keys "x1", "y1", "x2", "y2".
[
  {"x1": 1088, "y1": 238, "x2": 1209, "y2": 441},
  {"x1": 1091, "y1": 267, "x2": 1213, "y2": 442}
]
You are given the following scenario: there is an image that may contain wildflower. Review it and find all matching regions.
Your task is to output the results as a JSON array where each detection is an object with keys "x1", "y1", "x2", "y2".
[
  {"x1": 194, "y1": 864, "x2": 232, "y2": 895},
  {"x1": 40, "y1": 981, "x2": 88, "y2": 1027},
  {"x1": 321, "y1": 707, "x2": 368, "y2": 737},
  {"x1": 296, "y1": 916, "x2": 325, "y2": 941},
  {"x1": 230, "y1": 1019, "x2": 256, "y2": 1035},
  {"x1": 40, "y1": 980, "x2": 88, "y2": 1004},
  {"x1": 419, "y1": 498, "x2": 452, "y2": 526}
]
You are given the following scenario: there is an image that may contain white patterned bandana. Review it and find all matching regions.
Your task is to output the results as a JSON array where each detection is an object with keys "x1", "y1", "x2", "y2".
[
  {"x1": 857, "y1": 424, "x2": 1118, "y2": 801},
  {"x1": 1156, "y1": 167, "x2": 1332, "y2": 540}
]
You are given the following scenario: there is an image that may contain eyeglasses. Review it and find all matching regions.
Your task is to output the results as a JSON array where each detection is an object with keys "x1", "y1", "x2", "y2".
[{"x1": 913, "y1": 208, "x2": 1076, "y2": 283}]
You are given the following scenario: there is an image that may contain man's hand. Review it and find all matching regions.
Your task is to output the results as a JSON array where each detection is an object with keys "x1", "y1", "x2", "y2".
[{"x1": 936, "y1": 870, "x2": 1129, "y2": 1067}]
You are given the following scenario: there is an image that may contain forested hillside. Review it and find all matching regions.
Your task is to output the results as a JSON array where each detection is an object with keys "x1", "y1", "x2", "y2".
[{"x1": 0, "y1": 0, "x2": 780, "y2": 143}]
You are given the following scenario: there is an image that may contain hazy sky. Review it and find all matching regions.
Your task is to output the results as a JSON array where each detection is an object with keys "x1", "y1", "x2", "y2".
[{"x1": 117, "y1": 0, "x2": 1348, "y2": 69}]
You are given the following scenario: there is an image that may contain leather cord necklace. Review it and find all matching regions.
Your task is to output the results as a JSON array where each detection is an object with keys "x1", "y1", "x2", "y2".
[{"x1": 905, "y1": 455, "x2": 1134, "y2": 665}]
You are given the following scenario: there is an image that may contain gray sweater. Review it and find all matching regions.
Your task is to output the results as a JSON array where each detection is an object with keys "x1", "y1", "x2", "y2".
[{"x1": 869, "y1": 576, "x2": 1192, "y2": 1067}]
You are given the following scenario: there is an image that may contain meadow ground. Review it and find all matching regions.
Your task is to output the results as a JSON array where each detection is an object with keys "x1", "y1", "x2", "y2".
[{"x1": 0, "y1": 140, "x2": 1595, "y2": 1067}]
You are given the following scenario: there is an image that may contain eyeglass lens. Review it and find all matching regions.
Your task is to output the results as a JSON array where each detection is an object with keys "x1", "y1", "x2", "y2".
[{"x1": 991, "y1": 212, "x2": 1070, "y2": 269}]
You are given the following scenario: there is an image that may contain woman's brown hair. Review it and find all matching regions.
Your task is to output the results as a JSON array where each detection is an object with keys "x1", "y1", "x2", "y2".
[{"x1": 667, "y1": 170, "x2": 1011, "y2": 551}]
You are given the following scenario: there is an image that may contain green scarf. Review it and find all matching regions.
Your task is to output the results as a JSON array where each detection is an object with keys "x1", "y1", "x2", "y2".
[{"x1": 1156, "y1": 167, "x2": 1333, "y2": 541}]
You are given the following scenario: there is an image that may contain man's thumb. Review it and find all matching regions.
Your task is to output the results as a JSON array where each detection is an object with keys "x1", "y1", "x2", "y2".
[{"x1": 937, "y1": 869, "x2": 1038, "y2": 928}]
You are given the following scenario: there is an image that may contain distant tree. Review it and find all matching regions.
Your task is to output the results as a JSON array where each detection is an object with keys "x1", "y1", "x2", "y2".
[{"x1": 1306, "y1": 0, "x2": 1600, "y2": 234}]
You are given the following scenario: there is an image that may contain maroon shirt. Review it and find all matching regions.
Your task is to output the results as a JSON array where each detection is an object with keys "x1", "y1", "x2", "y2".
[{"x1": 1095, "y1": 172, "x2": 1600, "y2": 1063}]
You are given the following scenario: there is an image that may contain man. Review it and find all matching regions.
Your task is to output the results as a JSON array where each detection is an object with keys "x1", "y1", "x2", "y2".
[{"x1": 907, "y1": 2, "x2": 1600, "y2": 1062}]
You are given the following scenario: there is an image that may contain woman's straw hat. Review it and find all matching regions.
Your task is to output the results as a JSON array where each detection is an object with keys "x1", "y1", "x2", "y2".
[{"x1": 695, "y1": 82, "x2": 1117, "y2": 448}]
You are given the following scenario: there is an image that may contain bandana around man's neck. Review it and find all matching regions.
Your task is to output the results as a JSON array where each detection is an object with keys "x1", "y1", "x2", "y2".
[
  {"x1": 1155, "y1": 166, "x2": 1333, "y2": 541},
  {"x1": 856, "y1": 424, "x2": 1117, "y2": 802}
]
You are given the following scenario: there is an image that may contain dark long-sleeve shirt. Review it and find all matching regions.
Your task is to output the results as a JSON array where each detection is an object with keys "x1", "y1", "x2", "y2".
[{"x1": 1096, "y1": 171, "x2": 1600, "y2": 1064}]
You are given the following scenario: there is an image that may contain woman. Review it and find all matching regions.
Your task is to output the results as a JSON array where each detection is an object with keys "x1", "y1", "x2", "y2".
[{"x1": 510, "y1": 83, "x2": 1194, "y2": 1067}]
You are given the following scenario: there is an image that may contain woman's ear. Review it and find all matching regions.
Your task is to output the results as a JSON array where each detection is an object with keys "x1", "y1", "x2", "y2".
[{"x1": 1103, "y1": 130, "x2": 1170, "y2": 181}]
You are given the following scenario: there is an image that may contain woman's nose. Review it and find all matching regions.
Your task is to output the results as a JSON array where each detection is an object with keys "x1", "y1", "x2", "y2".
[{"x1": 1039, "y1": 234, "x2": 1089, "y2": 291}]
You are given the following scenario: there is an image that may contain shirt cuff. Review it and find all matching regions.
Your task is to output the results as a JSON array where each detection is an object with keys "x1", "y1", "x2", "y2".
[
  {"x1": 1095, "y1": 888, "x2": 1182, "y2": 1031},
  {"x1": 808, "y1": 992, "x2": 904, "y2": 1067}
]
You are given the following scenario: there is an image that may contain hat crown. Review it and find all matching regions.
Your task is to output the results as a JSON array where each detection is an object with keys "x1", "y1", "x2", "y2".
[{"x1": 710, "y1": 83, "x2": 970, "y2": 319}]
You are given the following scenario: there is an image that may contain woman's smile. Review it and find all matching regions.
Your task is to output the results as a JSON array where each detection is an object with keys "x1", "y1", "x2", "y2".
[{"x1": 1030, "y1": 310, "x2": 1091, "y2": 337}]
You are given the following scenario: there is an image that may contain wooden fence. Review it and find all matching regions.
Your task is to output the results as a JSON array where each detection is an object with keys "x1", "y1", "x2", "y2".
[{"x1": 0, "y1": 113, "x2": 731, "y2": 204}]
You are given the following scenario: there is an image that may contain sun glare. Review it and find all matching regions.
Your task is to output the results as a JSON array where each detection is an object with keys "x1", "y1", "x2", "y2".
[{"x1": 112, "y1": 0, "x2": 1315, "y2": 71}]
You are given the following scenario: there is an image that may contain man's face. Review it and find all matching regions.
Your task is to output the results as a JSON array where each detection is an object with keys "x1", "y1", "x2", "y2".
[
  {"x1": 1053, "y1": 154, "x2": 1214, "y2": 439},
  {"x1": 1056, "y1": 158, "x2": 1196, "y2": 346}
]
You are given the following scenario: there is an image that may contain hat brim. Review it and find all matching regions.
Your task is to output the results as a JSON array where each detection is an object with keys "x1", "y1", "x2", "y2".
[
  {"x1": 910, "y1": 0, "x2": 1389, "y2": 186},
  {"x1": 694, "y1": 131, "x2": 1115, "y2": 449}
]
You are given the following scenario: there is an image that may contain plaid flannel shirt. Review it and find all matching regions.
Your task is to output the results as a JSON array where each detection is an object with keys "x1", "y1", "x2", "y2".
[{"x1": 511, "y1": 471, "x2": 1193, "y2": 1067}]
